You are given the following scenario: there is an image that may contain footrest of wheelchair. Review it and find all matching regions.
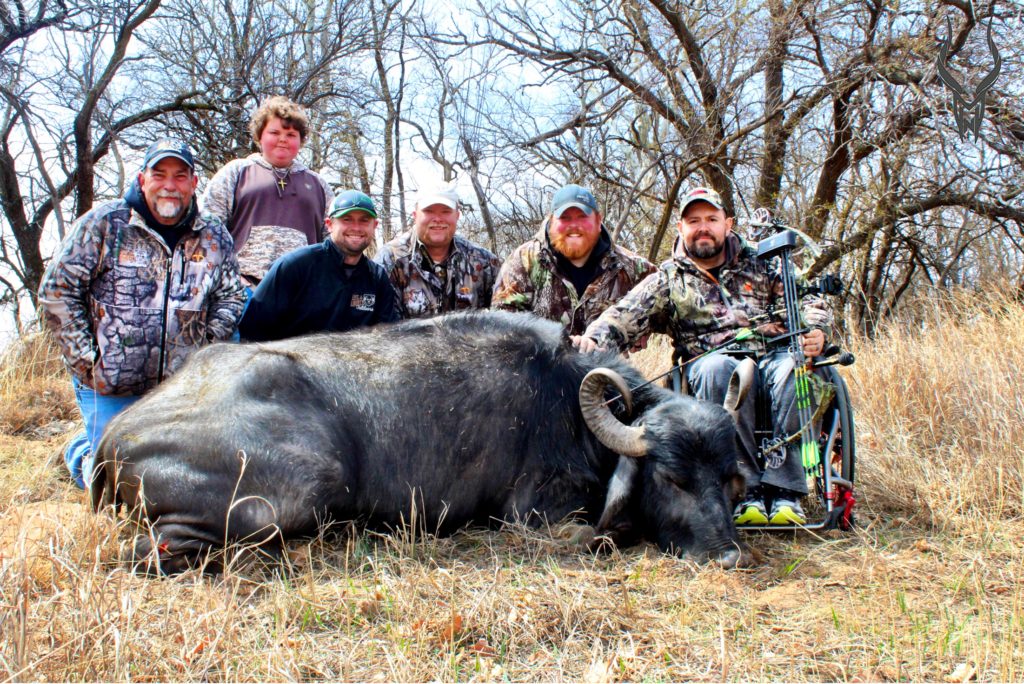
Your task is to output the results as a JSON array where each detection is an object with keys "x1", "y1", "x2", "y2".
[
  {"x1": 736, "y1": 501, "x2": 855, "y2": 532},
  {"x1": 736, "y1": 522, "x2": 814, "y2": 531}
]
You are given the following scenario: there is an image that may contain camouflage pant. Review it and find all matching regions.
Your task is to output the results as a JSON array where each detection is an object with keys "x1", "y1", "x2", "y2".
[{"x1": 686, "y1": 350, "x2": 811, "y2": 495}]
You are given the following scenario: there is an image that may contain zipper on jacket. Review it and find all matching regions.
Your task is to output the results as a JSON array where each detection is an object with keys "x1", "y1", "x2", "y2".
[
  {"x1": 179, "y1": 246, "x2": 188, "y2": 287},
  {"x1": 562, "y1": 250, "x2": 613, "y2": 333},
  {"x1": 133, "y1": 217, "x2": 175, "y2": 384},
  {"x1": 156, "y1": 251, "x2": 173, "y2": 383}
]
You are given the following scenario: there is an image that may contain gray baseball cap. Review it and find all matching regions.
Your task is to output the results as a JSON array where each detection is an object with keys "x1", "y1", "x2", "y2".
[{"x1": 550, "y1": 184, "x2": 598, "y2": 217}]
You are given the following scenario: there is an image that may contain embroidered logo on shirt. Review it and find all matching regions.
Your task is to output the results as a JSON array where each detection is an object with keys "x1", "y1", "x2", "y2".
[{"x1": 351, "y1": 294, "x2": 376, "y2": 311}]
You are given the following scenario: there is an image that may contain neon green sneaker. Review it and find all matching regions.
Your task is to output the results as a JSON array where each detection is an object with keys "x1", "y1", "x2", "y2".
[
  {"x1": 769, "y1": 498, "x2": 806, "y2": 525},
  {"x1": 734, "y1": 499, "x2": 768, "y2": 525}
]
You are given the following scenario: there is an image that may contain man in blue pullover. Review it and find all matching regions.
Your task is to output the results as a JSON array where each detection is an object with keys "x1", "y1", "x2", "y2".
[{"x1": 239, "y1": 190, "x2": 399, "y2": 340}]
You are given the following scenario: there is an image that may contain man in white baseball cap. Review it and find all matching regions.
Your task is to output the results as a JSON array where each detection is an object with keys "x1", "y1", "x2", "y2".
[{"x1": 375, "y1": 180, "x2": 501, "y2": 319}]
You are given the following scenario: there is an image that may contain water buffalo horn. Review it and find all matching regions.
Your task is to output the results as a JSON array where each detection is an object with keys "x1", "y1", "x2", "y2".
[
  {"x1": 579, "y1": 368, "x2": 647, "y2": 457},
  {"x1": 723, "y1": 357, "x2": 757, "y2": 419}
]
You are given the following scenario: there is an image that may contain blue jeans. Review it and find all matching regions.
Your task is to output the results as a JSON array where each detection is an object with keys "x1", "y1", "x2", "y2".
[
  {"x1": 65, "y1": 378, "x2": 140, "y2": 489},
  {"x1": 687, "y1": 350, "x2": 808, "y2": 495},
  {"x1": 230, "y1": 285, "x2": 254, "y2": 342}
]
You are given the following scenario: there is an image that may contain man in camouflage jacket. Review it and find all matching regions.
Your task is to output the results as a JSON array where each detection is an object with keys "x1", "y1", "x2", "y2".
[
  {"x1": 577, "y1": 187, "x2": 833, "y2": 526},
  {"x1": 38, "y1": 140, "x2": 245, "y2": 488},
  {"x1": 492, "y1": 184, "x2": 655, "y2": 336},
  {"x1": 375, "y1": 183, "x2": 501, "y2": 319}
]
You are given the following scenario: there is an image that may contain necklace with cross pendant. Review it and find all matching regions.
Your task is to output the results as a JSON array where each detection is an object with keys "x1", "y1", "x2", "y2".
[{"x1": 272, "y1": 167, "x2": 290, "y2": 197}]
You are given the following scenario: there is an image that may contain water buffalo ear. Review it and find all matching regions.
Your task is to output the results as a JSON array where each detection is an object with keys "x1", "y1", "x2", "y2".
[
  {"x1": 596, "y1": 456, "x2": 639, "y2": 533},
  {"x1": 725, "y1": 472, "x2": 746, "y2": 504}
]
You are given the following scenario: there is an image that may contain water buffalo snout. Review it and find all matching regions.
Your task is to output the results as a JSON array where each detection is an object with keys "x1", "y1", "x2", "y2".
[
  {"x1": 715, "y1": 545, "x2": 755, "y2": 569},
  {"x1": 717, "y1": 547, "x2": 742, "y2": 569}
]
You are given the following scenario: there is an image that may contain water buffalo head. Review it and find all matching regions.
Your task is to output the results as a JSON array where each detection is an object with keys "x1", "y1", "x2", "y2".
[{"x1": 579, "y1": 368, "x2": 751, "y2": 568}]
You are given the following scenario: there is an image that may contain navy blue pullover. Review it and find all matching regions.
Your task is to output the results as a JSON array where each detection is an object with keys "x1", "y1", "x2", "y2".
[{"x1": 239, "y1": 238, "x2": 399, "y2": 341}]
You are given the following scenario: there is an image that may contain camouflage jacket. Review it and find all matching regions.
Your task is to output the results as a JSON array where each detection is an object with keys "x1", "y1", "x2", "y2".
[
  {"x1": 38, "y1": 199, "x2": 246, "y2": 396},
  {"x1": 375, "y1": 229, "x2": 502, "y2": 319},
  {"x1": 492, "y1": 222, "x2": 655, "y2": 335},
  {"x1": 584, "y1": 233, "x2": 833, "y2": 357}
]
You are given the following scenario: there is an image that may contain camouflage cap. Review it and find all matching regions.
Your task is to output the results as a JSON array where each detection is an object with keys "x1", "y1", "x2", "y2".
[{"x1": 679, "y1": 187, "x2": 724, "y2": 216}]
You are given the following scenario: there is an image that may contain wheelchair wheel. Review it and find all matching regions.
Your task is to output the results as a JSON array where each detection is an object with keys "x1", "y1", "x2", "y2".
[{"x1": 816, "y1": 365, "x2": 856, "y2": 530}]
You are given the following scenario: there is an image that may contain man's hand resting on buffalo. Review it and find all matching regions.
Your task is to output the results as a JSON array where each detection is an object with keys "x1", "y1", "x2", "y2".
[{"x1": 571, "y1": 335, "x2": 604, "y2": 354}]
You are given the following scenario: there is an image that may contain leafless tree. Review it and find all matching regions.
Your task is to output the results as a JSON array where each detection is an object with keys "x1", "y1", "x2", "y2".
[
  {"x1": 138, "y1": 0, "x2": 375, "y2": 176},
  {"x1": 2, "y1": 0, "x2": 1023, "y2": 338},
  {"x1": 473, "y1": 0, "x2": 1024, "y2": 333},
  {"x1": 0, "y1": 0, "x2": 212, "y2": 333}
]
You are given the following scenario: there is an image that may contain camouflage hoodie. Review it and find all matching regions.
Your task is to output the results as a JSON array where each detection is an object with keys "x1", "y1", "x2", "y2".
[
  {"x1": 375, "y1": 229, "x2": 501, "y2": 319},
  {"x1": 492, "y1": 222, "x2": 655, "y2": 335},
  {"x1": 584, "y1": 232, "x2": 833, "y2": 356},
  {"x1": 38, "y1": 194, "x2": 245, "y2": 396}
]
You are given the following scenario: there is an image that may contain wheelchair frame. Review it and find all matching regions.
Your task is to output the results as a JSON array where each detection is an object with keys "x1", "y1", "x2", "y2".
[{"x1": 669, "y1": 349, "x2": 857, "y2": 532}]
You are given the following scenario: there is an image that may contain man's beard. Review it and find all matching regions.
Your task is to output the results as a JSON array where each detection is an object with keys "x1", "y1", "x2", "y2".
[
  {"x1": 551, "y1": 230, "x2": 599, "y2": 261},
  {"x1": 338, "y1": 235, "x2": 370, "y2": 257},
  {"x1": 685, "y1": 236, "x2": 724, "y2": 260},
  {"x1": 154, "y1": 193, "x2": 186, "y2": 220}
]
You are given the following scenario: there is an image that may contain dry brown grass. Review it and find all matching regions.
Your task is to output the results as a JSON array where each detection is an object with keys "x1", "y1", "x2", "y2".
[
  {"x1": 0, "y1": 332, "x2": 76, "y2": 437},
  {"x1": 846, "y1": 290, "x2": 1024, "y2": 529},
  {"x1": 2, "y1": 296, "x2": 1023, "y2": 681}
]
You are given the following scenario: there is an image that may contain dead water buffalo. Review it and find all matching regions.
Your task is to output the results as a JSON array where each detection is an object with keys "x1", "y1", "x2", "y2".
[{"x1": 92, "y1": 311, "x2": 750, "y2": 571}]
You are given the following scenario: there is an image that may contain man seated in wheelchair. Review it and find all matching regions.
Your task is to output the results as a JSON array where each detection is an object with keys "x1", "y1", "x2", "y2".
[{"x1": 574, "y1": 186, "x2": 833, "y2": 525}]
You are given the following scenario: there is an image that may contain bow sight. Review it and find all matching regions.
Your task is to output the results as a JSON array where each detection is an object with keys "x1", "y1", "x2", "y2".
[
  {"x1": 802, "y1": 273, "x2": 843, "y2": 297},
  {"x1": 748, "y1": 210, "x2": 844, "y2": 298}
]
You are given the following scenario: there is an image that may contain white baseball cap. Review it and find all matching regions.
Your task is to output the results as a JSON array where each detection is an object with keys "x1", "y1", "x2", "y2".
[{"x1": 415, "y1": 183, "x2": 460, "y2": 210}]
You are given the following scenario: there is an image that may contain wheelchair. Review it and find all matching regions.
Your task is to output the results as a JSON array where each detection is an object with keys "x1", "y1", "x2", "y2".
[{"x1": 668, "y1": 340, "x2": 857, "y2": 532}]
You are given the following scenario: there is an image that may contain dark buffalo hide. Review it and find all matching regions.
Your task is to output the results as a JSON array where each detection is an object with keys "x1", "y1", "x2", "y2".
[{"x1": 92, "y1": 311, "x2": 749, "y2": 572}]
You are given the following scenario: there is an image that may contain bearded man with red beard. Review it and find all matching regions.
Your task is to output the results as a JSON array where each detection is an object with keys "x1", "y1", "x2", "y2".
[{"x1": 492, "y1": 184, "x2": 654, "y2": 336}]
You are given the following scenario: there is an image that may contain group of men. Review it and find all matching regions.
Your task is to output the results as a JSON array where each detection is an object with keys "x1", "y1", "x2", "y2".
[{"x1": 39, "y1": 111, "x2": 832, "y2": 527}]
